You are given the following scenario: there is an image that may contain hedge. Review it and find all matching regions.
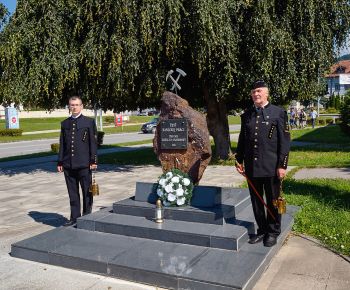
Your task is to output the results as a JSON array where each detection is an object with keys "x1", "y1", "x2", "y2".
[{"x1": 0, "y1": 129, "x2": 23, "y2": 136}]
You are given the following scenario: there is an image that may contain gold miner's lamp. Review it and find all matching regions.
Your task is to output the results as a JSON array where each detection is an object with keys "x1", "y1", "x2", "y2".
[
  {"x1": 273, "y1": 179, "x2": 286, "y2": 214},
  {"x1": 89, "y1": 169, "x2": 99, "y2": 196}
]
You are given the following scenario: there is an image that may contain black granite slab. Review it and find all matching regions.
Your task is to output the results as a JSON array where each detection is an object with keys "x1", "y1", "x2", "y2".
[
  {"x1": 112, "y1": 196, "x2": 249, "y2": 225},
  {"x1": 179, "y1": 208, "x2": 297, "y2": 290},
  {"x1": 11, "y1": 192, "x2": 299, "y2": 290},
  {"x1": 77, "y1": 212, "x2": 248, "y2": 250},
  {"x1": 76, "y1": 206, "x2": 112, "y2": 231},
  {"x1": 11, "y1": 227, "x2": 76, "y2": 263},
  {"x1": 134, "y1": 182, "x2": 250, "y2": 208}
]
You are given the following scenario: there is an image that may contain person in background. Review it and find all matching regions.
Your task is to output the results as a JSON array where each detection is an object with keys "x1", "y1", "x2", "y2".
[
  {"x1": 299, "y1": 109, "x2": 307, "y2": 128},
  {"x1": 289, "y1": 108, "x2": 295, "y2": 129},
  {"x1": 310, "y1": 107, "x2": 318, "y2": 128}
]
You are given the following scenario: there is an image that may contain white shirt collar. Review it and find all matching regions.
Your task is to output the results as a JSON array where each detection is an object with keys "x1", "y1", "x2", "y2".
[
  {"x1": 255, "y1": 101, "x2": 269, "y2": 110},
  {"x1": 71, "y1": 113, "x2": 82, "y2": 119}
]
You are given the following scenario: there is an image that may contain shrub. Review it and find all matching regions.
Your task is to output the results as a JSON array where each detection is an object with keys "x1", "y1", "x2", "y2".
[
  {"x1": 323, "y1": 107, "x2": 339, "y2": 114},
  {"x1": 51, "y1": 143, "x2": 60, "y2": 153},
  {"x1": 340, "y1": 97, "x2": 350, "y2": 135},
  {"x1": 104, "y1": 116, "x2": 114, "y2": 124},
  {"x1": 318, "y1": 119, "x2": 326, "y2": 126},
  {"x1": 325, "y1": 118, "x2": 334, "y2": 125},
  {"x1": 97, "y1": 131, "x2": 105, "y2": 146},
  {"x1": 0, "y1": 129, "x2": 23, "y2": 136}
]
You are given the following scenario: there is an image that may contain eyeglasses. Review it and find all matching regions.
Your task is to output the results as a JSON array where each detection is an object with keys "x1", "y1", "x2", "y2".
[{"x1": 69, "y1": 104, "x2": 82, "y2": 107}]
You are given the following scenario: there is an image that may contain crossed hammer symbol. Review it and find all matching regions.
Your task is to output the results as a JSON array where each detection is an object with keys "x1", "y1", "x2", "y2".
[{"x1": 166, "y1": 68, "x2": 187, "y2": 93}]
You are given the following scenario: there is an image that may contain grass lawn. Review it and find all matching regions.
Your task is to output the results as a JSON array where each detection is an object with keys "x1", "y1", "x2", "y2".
[
  {"x1": 291, "y1": 125, "x2": 350, "y2": 144},
  {"x1": 99, "y1": 147, "x2": 160, "y2": 165},
  {"x1": 0, "y1": 117, "x2": 65, "y2": 132},
  {"x1": 284, "y1": 177, "x2": 350, "y2": 256},
  {"x1": 228, "y1": 115, "x2": 241, "y2": 125}
]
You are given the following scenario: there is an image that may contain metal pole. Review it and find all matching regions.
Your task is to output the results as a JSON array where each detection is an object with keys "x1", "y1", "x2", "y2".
[
  {"x1": 99, "y1": 109, "x2": 103, "y2": 131},
  {"x1": 94, "y1": 108, "x2": 98, "y2": 128}
]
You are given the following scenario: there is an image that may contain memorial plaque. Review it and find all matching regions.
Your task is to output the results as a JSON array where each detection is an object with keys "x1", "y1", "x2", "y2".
[{"x1": 160, "y1": 119, "x2": 188, "y2": 149}]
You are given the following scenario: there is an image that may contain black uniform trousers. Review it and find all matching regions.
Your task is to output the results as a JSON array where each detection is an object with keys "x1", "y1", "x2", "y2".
[
  {"x1": 64, "y1": 167, "x2": 93, "y2": 220},
  {"x1": 247, "y1": 176, "x2": 281, "y2": 237}
]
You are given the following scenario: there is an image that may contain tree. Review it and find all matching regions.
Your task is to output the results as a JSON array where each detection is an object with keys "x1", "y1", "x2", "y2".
[
  {"x1": 1, "y1": 0, "x2": 350, "y2": 159},
  {"x1": 0, "y1": 2, "x2": 8, "y2": 86},
  {"x1": 0, "y1": 3, "x2": 8, "y2": 30}
]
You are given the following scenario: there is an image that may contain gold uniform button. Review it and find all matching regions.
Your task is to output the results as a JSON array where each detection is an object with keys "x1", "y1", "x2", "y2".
[
  {"x1": 257, "y1": 116, "x2": 260, "y2": 118},
  {"x1": 254, "y1": 139, "x2": 257, "y2": 142},
  {"x1": 256, "y1": 121, "x2": 259, "y2": 124},
  {"x1": 254, "y1": 157, "x2": 257, "y2": 161},
  {"x1": 255, "y1": 127, "x2": 258, "y2": 129},
  {"x1": 254, "y1": 145, "x2": 257, "y2": 148},
  {"x1": 72, "y1": 154, "x2": 74, "y2": 157},
  {"x1": 255, "y1": 133, "x2": 258, "y2": 135}
]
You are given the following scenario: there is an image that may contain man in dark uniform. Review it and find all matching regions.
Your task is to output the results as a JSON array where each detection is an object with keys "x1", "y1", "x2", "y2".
[
  {"x1": 235, "y1": 80, "x2": 290, "y2": 247},
  {"x1": 57, "y1": 96, "x2": 98, "y2": 226}
]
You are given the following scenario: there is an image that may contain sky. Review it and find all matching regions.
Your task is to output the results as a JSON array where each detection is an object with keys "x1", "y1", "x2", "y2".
[
  {"x1": 1, "y1": 0, "x2": 350, "y2": 56},
  {"x1": 1, "y1": 0, "x2": 16, "y2": 15}
]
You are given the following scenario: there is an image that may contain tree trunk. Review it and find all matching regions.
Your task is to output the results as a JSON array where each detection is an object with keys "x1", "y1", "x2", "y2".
[{"x1": 203, "y1": 85, "x2": 232, "y2": 159}]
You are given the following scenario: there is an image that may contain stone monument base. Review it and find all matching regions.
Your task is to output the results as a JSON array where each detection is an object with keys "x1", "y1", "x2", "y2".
[{"x1": 11, "y1": 185, "x2": 298, "y2": 290}]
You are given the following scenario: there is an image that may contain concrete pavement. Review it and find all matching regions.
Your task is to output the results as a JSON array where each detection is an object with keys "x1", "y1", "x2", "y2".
[
  {"x1": 294, "y1": 167, "x2": 350, "y2": 180},
  {"x1": 0, "y1": 156, "x2": 349, "y2": 289}
]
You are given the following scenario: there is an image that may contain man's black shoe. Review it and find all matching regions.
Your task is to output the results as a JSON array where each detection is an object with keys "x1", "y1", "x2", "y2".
[
  {"x1": 263, "y1": 235, "x2": 277, "y2": 247},
  {"x1": 248, "y1": 234, "x2": 265, "y2": 244},
  {"x1": 63, "y1": 219, "x2": 76, "y2": 227}
]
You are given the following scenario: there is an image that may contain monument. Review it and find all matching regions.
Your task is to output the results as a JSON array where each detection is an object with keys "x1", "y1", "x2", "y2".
[
  {"x1": 154, "y1": 91, "x2": 211, "y2": 184},
  {"x1": 10, "y1": 69, "x2": 298, "y2": 290}
]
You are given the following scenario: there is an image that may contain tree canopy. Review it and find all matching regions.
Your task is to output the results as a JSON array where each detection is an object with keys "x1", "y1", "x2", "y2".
[
  {"x1": 0, "y1": 3, "x2": 8, "y2": 30},
  {"x1": 1, "y1": 0, "x2": 349, "y2": 158}
]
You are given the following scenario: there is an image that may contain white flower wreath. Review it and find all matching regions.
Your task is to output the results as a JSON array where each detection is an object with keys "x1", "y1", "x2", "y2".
[{"x1": 156, "y1": 168, "x2": 194, "y2": 206}]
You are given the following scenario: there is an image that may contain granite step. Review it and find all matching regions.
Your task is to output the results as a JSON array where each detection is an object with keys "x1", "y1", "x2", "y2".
[
  {"x1": 113, "y1": 189, "x2": 251, "y2": 225},
  {"x1": 11, "y1": 205, "x2": 298, "y2": 290},
  {"x1": 77, "y1": 211, "x2": 250, "y2": 251}
]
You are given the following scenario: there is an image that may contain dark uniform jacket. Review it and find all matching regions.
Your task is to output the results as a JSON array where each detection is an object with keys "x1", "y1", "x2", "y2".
[
  {"x1": 58, "y1": 115, "x2": 98, "y2": 169},
  {"x1": 236, "y1": 103, "x2": 290, "y2": 178}
]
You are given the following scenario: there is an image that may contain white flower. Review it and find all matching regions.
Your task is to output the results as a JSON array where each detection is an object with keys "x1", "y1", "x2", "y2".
[
  {"x1": 168, "y1": 193, "x2": 176, "y2": 202},
  {"x1": 165, "y1": 184, "x2": 173, "y2": 193},
  {"x1": 157, "y1": 189, "x2": 164, "y2": 197},
  {"x1": 175, "y1": 188, "x2": 184, "y2": 196},
  {"x1": 184, "y1": 190, "x2": 189, "y2": 195},
  {"x1": 176, "y1": 197, "x2": 185, "y2": 205},
  {"x1": 183, "y1": 178, "x2": 190, "y2": 186},
  {"x1": 166, "y1": 172, "x2": 173, "y2": 178},
  {"x1": 163, "y1": 201, "x2": 170, "y2": 207},
  {"x1": 171, "y1": 176, "x2": 180, "y2": 183},
  {"x1": 159, "y1": 178, "x2": 166, "y2": 186}
]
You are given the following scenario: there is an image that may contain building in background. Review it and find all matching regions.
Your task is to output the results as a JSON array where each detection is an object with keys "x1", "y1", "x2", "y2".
[{"x1": 325, "y1": 60, "x2": 350, "y2": 96}]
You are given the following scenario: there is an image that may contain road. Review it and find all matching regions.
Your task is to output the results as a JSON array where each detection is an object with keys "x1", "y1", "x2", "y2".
[{"x1": 0, "y1": 125, "x2": 240, "y2": 159}]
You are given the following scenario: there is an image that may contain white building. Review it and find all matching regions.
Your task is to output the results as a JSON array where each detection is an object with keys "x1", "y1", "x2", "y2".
[{"x1": 325, "y1": 60, "x2": 350, "y2": 96}]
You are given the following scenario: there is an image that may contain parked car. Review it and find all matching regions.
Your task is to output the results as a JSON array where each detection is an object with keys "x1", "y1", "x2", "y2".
[
  {"x1": 141, "y1": 117, "x2": 159, "y2": 133},
  {"x1": 147, "y1": 110, "x2": 159, "y2": 116}
]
